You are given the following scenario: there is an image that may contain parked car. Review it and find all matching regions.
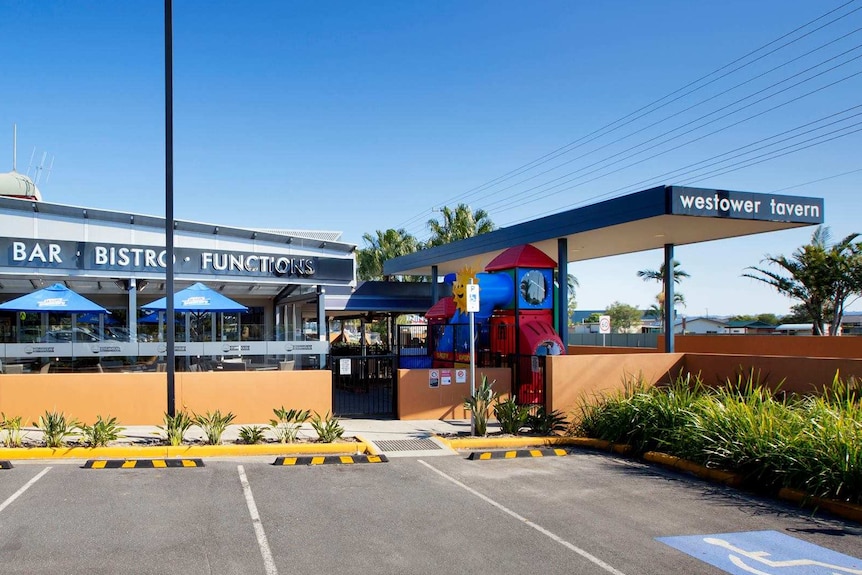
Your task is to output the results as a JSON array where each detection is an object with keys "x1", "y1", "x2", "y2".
[{"x1": 42, "y1": 328, "x2": 100, "y2": 343}]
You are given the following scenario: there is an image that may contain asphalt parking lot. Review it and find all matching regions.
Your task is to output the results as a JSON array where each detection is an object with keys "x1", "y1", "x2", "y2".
[{"x1": 1, "y1": 450, "x2": 860, "y2": 575}]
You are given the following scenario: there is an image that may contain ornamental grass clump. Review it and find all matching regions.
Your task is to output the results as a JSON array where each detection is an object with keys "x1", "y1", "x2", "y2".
[
  {"x1": 238, "y1": 425, "x2": 267, "y2": 445},
  {"x1": 574, "y1": 371, "x2": 703, "y2": 454},
  {"x1": 160, "y1": 411, "x2": 194, "y2": 446},
  {"x1": 464, "y1": 376, "x2": 499, "y2": 436},
  {"x1": 310, "y1": 411, "x2": 345, "y2": 443},
  {"x1": 527, "y1": 406, "x2": 569, "y2": 436},
  {"x1": 786, "y1": 393, "x2": 862, "y2": 504},
  {"x1": 193, "y1": 410, "x2": 236, "y2": 445},
  {"x1": 270, "y1": 407, "x2": 311, "y2": 443},
  {"x1": 80, "y1": 415, "x2": 124, "y2": 447},
  {"x1": 0, "y1": 412, "x2": 24, "y2": 447},
  {"x1": 35, "y1": 410, "x2": 81, "y2": 448},
  {"x1": 493, "y1": 397, "x2": 531, "y2": 435},
  {"x1": 573, "y1": 369, "x2": 862, "y2": 505}
]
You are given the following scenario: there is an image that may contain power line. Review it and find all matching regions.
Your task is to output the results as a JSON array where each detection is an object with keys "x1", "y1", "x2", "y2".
[
  {"x1": 442, "y1": 35, "x2": 862, "y2": 216},
  {"x1": 473, "y1": 63, "x2": 862, "y2": 220},
  {"x1": 769, "y1": 167, "x2": 862, "y2": 192},
  {"x1": 395, "y1": 0, "x2": 861, "y2": 232}
]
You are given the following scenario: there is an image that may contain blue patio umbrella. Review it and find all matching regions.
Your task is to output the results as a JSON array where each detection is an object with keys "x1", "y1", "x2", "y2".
[
  {"x1": 0, "y1": 283, "x2": 109, "y2": 313},
  {"x1": 141, "y1": 282, "x2": 247, "y2": 313},
  {"x1": 77, "y1": 311, "x2": 119, "y2": 325},
  {"x1": 141, "y1": 282, "x2": 247, "y2": 344}
]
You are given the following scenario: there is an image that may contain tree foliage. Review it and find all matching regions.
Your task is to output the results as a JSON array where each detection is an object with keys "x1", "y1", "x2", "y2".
[
  {"x1": 728, "y1": 313, "x2": 780, "y2": 325},
  {"x1": 743, "y1": 226, "x2": 862, "y2": 336},
  {"x1": 357, "y1": 228, "x2": 420, "y2": 281},
  {"x1": 564, "y1": 272, "x2": 579, "y2": 327},
  {"x1": 427, "y1": 204, "x2": 495, "y2": 247},
  {"x1": 638, "y1": 260, "x2": 689, "y2": 332},
  {"x1": 605, "y1": 301, "x2": 642, "y2": 333}
]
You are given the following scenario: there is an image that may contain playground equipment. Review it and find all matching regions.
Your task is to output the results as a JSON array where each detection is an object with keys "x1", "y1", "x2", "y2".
[{"x1": 425, "y1": 244, "x2": 565, "y2": 405}]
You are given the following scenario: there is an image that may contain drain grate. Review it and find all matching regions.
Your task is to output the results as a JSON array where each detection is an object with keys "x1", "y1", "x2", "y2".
[{"x1": 374, "y1": 439, "x2": 443, "y2": 452}]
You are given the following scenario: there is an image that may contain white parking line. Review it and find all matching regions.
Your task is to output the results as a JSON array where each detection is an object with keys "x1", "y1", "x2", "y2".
[
  {"x1": 418, "y1": 460, "x2": 628, "y2": 575},
  {"x1": 0, "y1": 467, "x2": 52, "y2": 515},
  {"x1": 238, "y1": 465, "x2": 278, "y2": 575}
]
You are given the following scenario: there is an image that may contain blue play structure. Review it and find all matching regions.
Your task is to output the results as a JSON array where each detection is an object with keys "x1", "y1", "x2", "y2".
[{"x1": 436, "y1": 272, "x2": 514, "y2": 354}]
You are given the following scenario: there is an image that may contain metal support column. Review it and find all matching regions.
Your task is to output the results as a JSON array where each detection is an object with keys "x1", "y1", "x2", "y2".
[
  {"x1": 128, "y1": 278, "x2": 138, "y2": 343},
  {"x1": 557, "y1": 237, "x2": 568, "y2": 349},
  {"x1": 430, "y1": 265, "x2": 439, "y2": 304},
  {"x1": 663, "y1": 243, "x2": 675, "y2": 353},
  {"x1": 316, "y1": 286, "x2": 327, "y2": 369}
]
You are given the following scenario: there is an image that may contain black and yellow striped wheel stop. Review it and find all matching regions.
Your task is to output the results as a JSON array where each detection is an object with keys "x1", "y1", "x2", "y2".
[
  {"x1": 468, "y1": 448, "x2": 567, "y2": 460},
  {"x1": 0, "y1": 460, "x2": 12, "y2": 470},
  {"x1": 272, "y1": 454, "x2": 389, "y2": 466},
  {"x1": 83, "y1": 459, "x2": 204, "y2": 469}
]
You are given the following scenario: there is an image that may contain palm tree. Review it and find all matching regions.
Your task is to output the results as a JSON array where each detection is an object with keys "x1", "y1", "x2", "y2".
[
  {"x1": 638, "y1": 260, "x2": 689, "y2": 333},
  {"x1": 426, "y1": 204, "x2": 495, "y2": 247},
  {"x1": 636, "y1": 260, "x2": 690, "y2": 284},
  {"x1": 743, "y1": 226, "x2": 862, "y2": 336},
  {"x1": 357, "y1": 228, "x2": 420, "y2": 281},
  {"x1": 565, "y1": 272, "x2": 579, "y2": 327}
]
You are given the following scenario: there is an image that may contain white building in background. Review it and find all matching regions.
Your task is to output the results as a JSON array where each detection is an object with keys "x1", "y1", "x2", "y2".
[{"x1": 674, "y1": 316, "x2": 728, "y2": 334}]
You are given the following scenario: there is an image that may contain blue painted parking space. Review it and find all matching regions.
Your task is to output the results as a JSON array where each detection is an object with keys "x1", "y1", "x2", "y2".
[{"x1": 658, "y1": 530, "x2": 862, "y2": 574}]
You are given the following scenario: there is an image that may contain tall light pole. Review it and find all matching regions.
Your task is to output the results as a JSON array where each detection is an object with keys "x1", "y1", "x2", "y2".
[{"x1": 165, "y1": 0, "x2": 176, "y2": 415}]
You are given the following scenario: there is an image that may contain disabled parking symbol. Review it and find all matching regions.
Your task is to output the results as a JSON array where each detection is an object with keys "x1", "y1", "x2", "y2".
[{"x1": 658, "y1": 530, "x2": 862, "y2": 574}]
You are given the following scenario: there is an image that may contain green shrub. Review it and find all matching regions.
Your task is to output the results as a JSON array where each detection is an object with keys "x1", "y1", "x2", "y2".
[
  {"x1": 238, "y1": 425, "x2": 267, "y2": 445},
  {"x1": 269, "y1": 407, "x2": 311, "y2": 443},
  {"x1": 493, "y1": 397, "x2": 531, "y2": 435},
  {"x1": 34, "y1": 410, "x2": 81, "y2": 448},
  {"x1": 193, "y1": 410, "x2": 236, "y2": 445},
  {"x1": 0, "y1": 412, "x2": 24, "y2": 447},
  {"x1": 464, "y1": 376, "x2": 499, "y2": 436},
  {"x1": 527, "y1": 406, "x2": 568, "y2": 436},
  {"x1": 310, "y1": 411, "x2": 344, "y2": 443},
  {"x1": 80, "y1": 415, "x2": 124, "y2": 447},
  {"x1": 159, "y1": 411, "x2": 194, "y2": 446},
  {"x1": 574, "y1": 369, "x2": 862, "y2": 504}
]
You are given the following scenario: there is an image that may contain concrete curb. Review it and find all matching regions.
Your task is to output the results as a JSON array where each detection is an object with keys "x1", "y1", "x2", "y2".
[
  {"x1": 353, "y1": 434, "x2": 380, "y2": 456},
  {"x1": 436, "y1": 435, "x2": 632, "y2": 455},
  {"x1": 778, "y1": 487, "x2": 862, "y2": 523},
  {"x1": 0, "y1": 440, "x2": 369, "y2": 460},
  {"x1": 642, "y1": 451, "x2": 745, "y2": 487}
]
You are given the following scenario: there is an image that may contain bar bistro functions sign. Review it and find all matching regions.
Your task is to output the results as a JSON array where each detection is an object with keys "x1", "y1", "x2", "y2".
[
  {"x1": 0, "y1": 240, "x2": 353, "y2": 282},
  {"x1": 671, "y1": 188, "x2": 823, "y2": 223}
]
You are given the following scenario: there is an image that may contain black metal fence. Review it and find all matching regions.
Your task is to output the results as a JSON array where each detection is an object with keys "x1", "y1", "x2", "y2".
[{"x1": 330, "y1": 354, "x2": 396, "y2": 417}]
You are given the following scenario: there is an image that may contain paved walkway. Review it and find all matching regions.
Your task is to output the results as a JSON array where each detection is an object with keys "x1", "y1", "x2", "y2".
[{"x1": 113, "y1": 419, "x2": 487, "y2": 458}]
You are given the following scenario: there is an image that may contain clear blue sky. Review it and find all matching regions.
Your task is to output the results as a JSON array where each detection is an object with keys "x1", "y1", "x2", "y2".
[{"x1": 2, "y1": 1, "x2": 861, "y2": 317}]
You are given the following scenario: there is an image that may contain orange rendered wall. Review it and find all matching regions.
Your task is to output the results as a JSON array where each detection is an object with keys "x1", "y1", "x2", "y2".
[
  {"x1": 397, "y1": 368, "x2": 511, "y2": 420},
  {"x1": 547, "y1": 354, "x2": 685, "y2": 416},
  {"x1": 0, "y1": 373, "x2": 167, "y2": 425},
  {"x1": 0, "y1": 371, "x2": 333, "y2": 425},
  {"x1": 177, "y1": 370, "x2": 331, "y2": 423},
  {"x1": 567, "y1": 345, "x2": 655, "y2": 355},
  {"x1": 658, "y1": 334, "x2": 862, "y2": 359},
  {"x1": 682, "y1": 354, "x2": 862, "y2": 394}
]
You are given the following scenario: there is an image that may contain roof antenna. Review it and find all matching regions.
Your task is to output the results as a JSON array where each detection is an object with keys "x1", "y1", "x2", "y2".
[
  {"x1": 12, "y1": 123, "x2": 16, "y2": 171},
  {"x1": 34, "y1": 151, "x2": 48, "y2": 185},
  {"x1": 44, "y1": 155, "x2": 54, "y2": 184},
  {"x1": 27, "y1": 146, "x2": 36, "y2": 178}
]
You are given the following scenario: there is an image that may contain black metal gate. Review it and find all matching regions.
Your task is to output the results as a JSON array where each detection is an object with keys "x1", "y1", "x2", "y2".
[{"x1": 331, "y1": 353, "x2": 397, "y2": 417}]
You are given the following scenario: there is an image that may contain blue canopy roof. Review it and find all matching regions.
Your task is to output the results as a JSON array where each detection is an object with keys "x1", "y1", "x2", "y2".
[
  {"x1": 0, "y1": 283, "x2": 109, "y2": 313},
  {"x1": 141, "y1": 282, "x2": 248, "y2": 313}
]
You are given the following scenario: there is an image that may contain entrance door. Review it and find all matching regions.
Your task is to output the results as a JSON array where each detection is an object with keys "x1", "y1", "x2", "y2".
[{"x1": 332, "y1": 354, "x2": 396, "y2": 417}]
